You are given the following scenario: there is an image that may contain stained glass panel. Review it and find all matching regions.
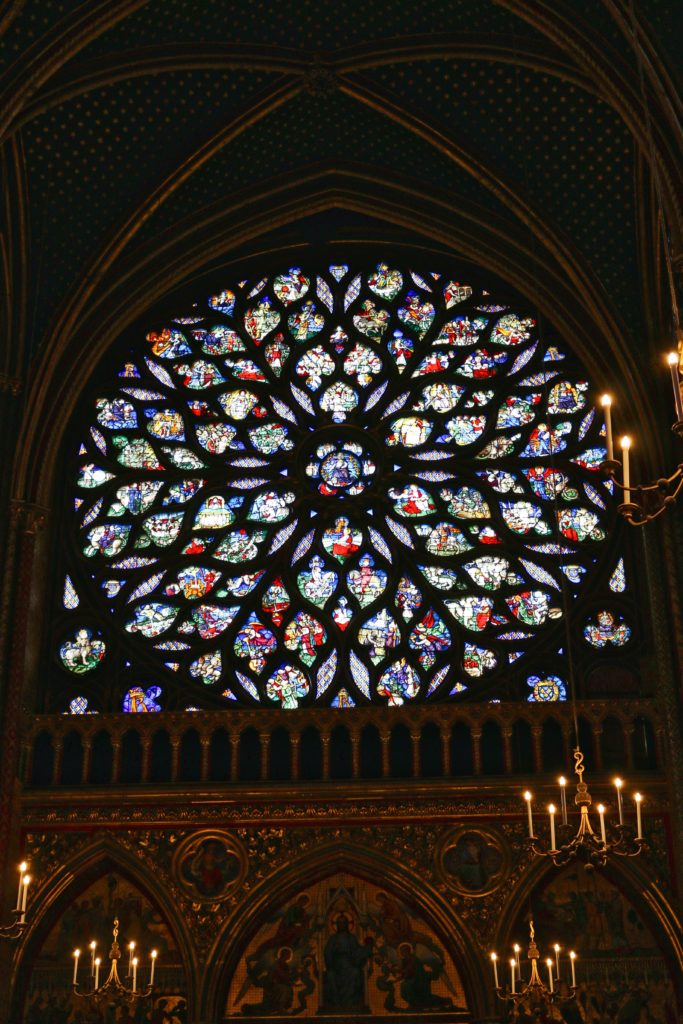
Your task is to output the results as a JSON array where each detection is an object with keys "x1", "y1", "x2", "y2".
[{"x1": 57, "y1": 262, "x2": 626, "y2": 709}]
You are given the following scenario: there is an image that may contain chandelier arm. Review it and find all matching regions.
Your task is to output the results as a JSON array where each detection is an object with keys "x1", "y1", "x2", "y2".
[{"x1": 0, "y1": 910, "x2": 27, "y2": 941}]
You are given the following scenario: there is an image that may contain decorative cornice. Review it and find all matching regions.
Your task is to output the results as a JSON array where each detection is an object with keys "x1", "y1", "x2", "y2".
[{"x1": 20, "y1": 781, "x2": 670, "y2": 829}]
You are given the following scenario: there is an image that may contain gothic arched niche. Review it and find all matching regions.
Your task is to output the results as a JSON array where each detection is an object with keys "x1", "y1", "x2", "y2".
[
  {"x1": 21, "y1": 872, "x2": 187, "y2": 1022},
  {"x1": 514, "y1": 867, "x2": 678, "y2": 1021},
  {"x1": 224, "y1": 871, "x2": 466, "y2": 1017},
  {"x1": 51, "y1": 258, "x2": 638, "y2": 713}
]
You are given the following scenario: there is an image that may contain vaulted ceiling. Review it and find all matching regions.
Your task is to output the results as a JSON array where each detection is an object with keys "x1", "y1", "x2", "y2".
[{"x1": 1, "y1": 0, "x2": 681, "y2": 501}]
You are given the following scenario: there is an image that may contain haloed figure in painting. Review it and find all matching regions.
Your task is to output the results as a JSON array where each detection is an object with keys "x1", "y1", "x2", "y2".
[{"x1": 322, "y1": 914, "x2": 374, "y2": 1012}]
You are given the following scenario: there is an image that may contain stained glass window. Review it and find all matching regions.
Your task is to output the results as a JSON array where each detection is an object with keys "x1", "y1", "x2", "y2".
[{"x1": 56, "y1": 262, "x2": 633, "y2": 711}]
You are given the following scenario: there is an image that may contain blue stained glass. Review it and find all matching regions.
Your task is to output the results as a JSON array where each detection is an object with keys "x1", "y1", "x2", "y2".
[
  {"x1": 364, "y1": 381, "x2": 388, "y2": 411},
  {"x1": 427, "y1": 665, "x2": 450, "y2": 695},
  {"x1": 268, "y1": 519, "x2": 299, "y2": 555},
  {"x1": 316, "y1": 276, "x2": 334, "y2": 312},
  {"x1": 291, "y1": 530, "x2": 316, "y2": 564},
  {"x1": 247, "y1": 277, "x2": 268, "y2": 298},
  {"x1": 578, "y1": 408, "x2": 595, "y2": 440},
  {"x1": 65, "y1": 261, "x2": 618, "y2": 711},
  {"x1": 410, "y1": 270, "x2": 432, "y2": 292},
  {"x1": 236, "y1": 671, "x2": 259, "y2": 701},
  {"x1": 230, "y1": 477, "x2": 270, "y2": 490},
  {"x1": 119, "y1": 363, "x2": 141, "y2": 378},
  {"x1": 331, "y1": 688, "x2": 355, "y2": 707},
  {"x1": 609, "y1": 558, "x2": 626, "y2": 593},
  {"x1": 527, "y1": 675, "x2": 567, "y2": 702},
  {"x1": 368, "y1": 527, "x2": 392, "y2": 563},
  {"x1": 68, "y1": 696, "x2": 90, "y2": 714},
  {"x1": 584, "y1": 482, "x2": 607, "y2": 509},
  {"x1": 509, "y1": 343, "x2": 538, "y2": 375},
  {"x1": 145, "y1": 358, "x2": 175, "y2": 389},
  {"x1": 63, "y1": 575, "x2": 79, "y2": 609},
  {"x1": 290, "y1": 384, "x2": 315, "y2": 415},
  {"x1": 343, "y1": 274, "x2": 362, "y2": 310},
  {"x1": 519, "y1": 370, "x2": 559, "y2": 386},
  {"x1": 112, "y1": 555, "x2": 158, "y2": 569},
  {"x1": 82, "y1": 497, "x2": 103, "y2": 528},
  {"x1": 385, "y1": 515, "x2": 414, "y2": 548},
  {"x1": 518, "y1": 559, "x2": 561, "y2": 591},
  {"x1": 208, "y1": 288, "x2": 235, "y2": 315},
  {"x1": 90, "y1": 426, "x2": 107, "y2": 455},
  {"x1": 382, "y1": 392, "x2": 411, "y2": 417},
  {"x1": 316, "y1": 649, "x2": 338, "y2": 697},
  {"x1": 349, "y1": 650, "x2": 371, "y2": 698},
  {"x1": 122, "y1": 685, "x2": 162, "y2": 712},
  {"x1": 127, "y1": 572, "x2": 166, "y2": 603}
]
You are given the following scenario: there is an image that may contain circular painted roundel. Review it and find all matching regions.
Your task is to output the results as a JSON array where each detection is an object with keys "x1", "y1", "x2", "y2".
[{"x1": 66, "y1": 262, "x2": 611, "y2": 710}]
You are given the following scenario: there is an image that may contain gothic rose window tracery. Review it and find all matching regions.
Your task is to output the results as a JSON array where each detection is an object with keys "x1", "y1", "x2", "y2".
[{"x1": 55, "y1": 262, "x2": 631, "y2": 712}]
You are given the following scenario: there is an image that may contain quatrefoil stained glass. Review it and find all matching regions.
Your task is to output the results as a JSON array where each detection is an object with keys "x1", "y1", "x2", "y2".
[{"x1": 60, "y1": 263, "x2": 618, "y2": 710}]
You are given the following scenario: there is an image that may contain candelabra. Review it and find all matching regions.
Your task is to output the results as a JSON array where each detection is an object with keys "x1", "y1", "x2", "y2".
[
  {"x1": 523, "y1": 748, "x2": 644, "y2": 868},
  {"x1": 0, "y1": 863, "x2": 31, "y2": 940},
  {"x1": 491, "y1": 920, "x2": 576, "y2": 1019},
  {"x1": 72, "y1": 918, "x2": 157, "y2": 1009},
  {"x1": 601, "y1": 357, "x2": 683, "y2": 526}
]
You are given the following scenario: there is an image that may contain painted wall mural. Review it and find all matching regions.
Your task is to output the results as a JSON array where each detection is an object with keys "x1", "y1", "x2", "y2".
[
  {"x1": 508, "y1": 868, "x2": 679, "y2": 1023},
  {"x1": 23, "y1": 873, "x2": 186, "y2": 1021},
  {"x1": 225, "y1": 873, "x2": 467, "y2": 1016}
]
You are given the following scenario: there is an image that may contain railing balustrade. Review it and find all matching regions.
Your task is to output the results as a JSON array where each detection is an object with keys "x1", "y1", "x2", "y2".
[{"x1": 22, "y1": 701, "x2": 662, "y2": 788}]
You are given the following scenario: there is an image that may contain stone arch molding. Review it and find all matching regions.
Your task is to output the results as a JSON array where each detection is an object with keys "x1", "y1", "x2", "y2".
[
  {"x1": 15, "y1": 169, "x2": 657, "y2": 507},
  {"x1": 10, "y1": 835, "x2": 195, "y2": 1022},
  {"x1": 204, "y1": 839, "x2": 487, "y2": 1021},
  {"x1": 491, "y1": 852, "x2": 683, "y2": 1003}
]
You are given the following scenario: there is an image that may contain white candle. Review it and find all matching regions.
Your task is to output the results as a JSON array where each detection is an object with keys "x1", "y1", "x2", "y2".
[
  {"x1": 21, "y1": 875, "x2": 30, "y2": 917},
  {"x1": 620, "y1": 436, "x2": 631, "y2": 503},
  {"x1": 554, "y1": 943, "x2": 561, "y2": 979},
  {"x1": 667, "y1": 353, "x2": 683, "y2": 421},
  {"x1": 510, "y1": 958, "x2": 516, "y2": 994},
  {"x1": 490, "y1": 952, "x2": 499, "y2": 988},
  {"x1": 600, "y1": 394, "x2": 614, "y2": 460},
  {"x1": 16, "y1": 863, "x2": 27, "y2": 911},
  {"x1": 90, "y1": 941, "x2": 96, "y2": 976},
  {"x1": 546, "y1": 959, "x2": 554, "y2": 993},
  {"x1": 150, "y1": 949, "x2": 157, "y2": 987},
  {"x1": 524, "y1": 791, "x2": 534, "y2": 837},
  {"x1": 72, "y1": 949, "x2": 80, "y2": 986},
  {"x1": 598, "y1": 804, "x2": 607, "y2": 845},
  {"x1": 559, "y1": 777, "x2": 568, "y2": 825},
  {"x1": 128, "y1": 941, "x2": 135, "y2": 976},
  {"x1": 132, "y1": 956, "x2": 138, "y2": 992},
  {"x1": 513, "y1": 943, "x2": 521, "y2": 972},
  {"x1": 548, "y1": 804, "x2": 557, "y2": 852},
  {"x1": 635, "y1": 793, "x2": 643, "y2": 839},
  {"x1": 94, "y1": 957, "x2": 101, "y2": 990},
  {"x1": 614, "y1": 778, "x2": 624, "y2": 825},
  {"x1": 570, "y1": 951, "x2": 577, "y2": 988}
]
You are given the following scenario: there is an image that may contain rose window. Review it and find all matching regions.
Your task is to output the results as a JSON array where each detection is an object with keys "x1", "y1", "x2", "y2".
[{"x1": 56, "y1": 262, "x2": 621, "y2": 712}]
